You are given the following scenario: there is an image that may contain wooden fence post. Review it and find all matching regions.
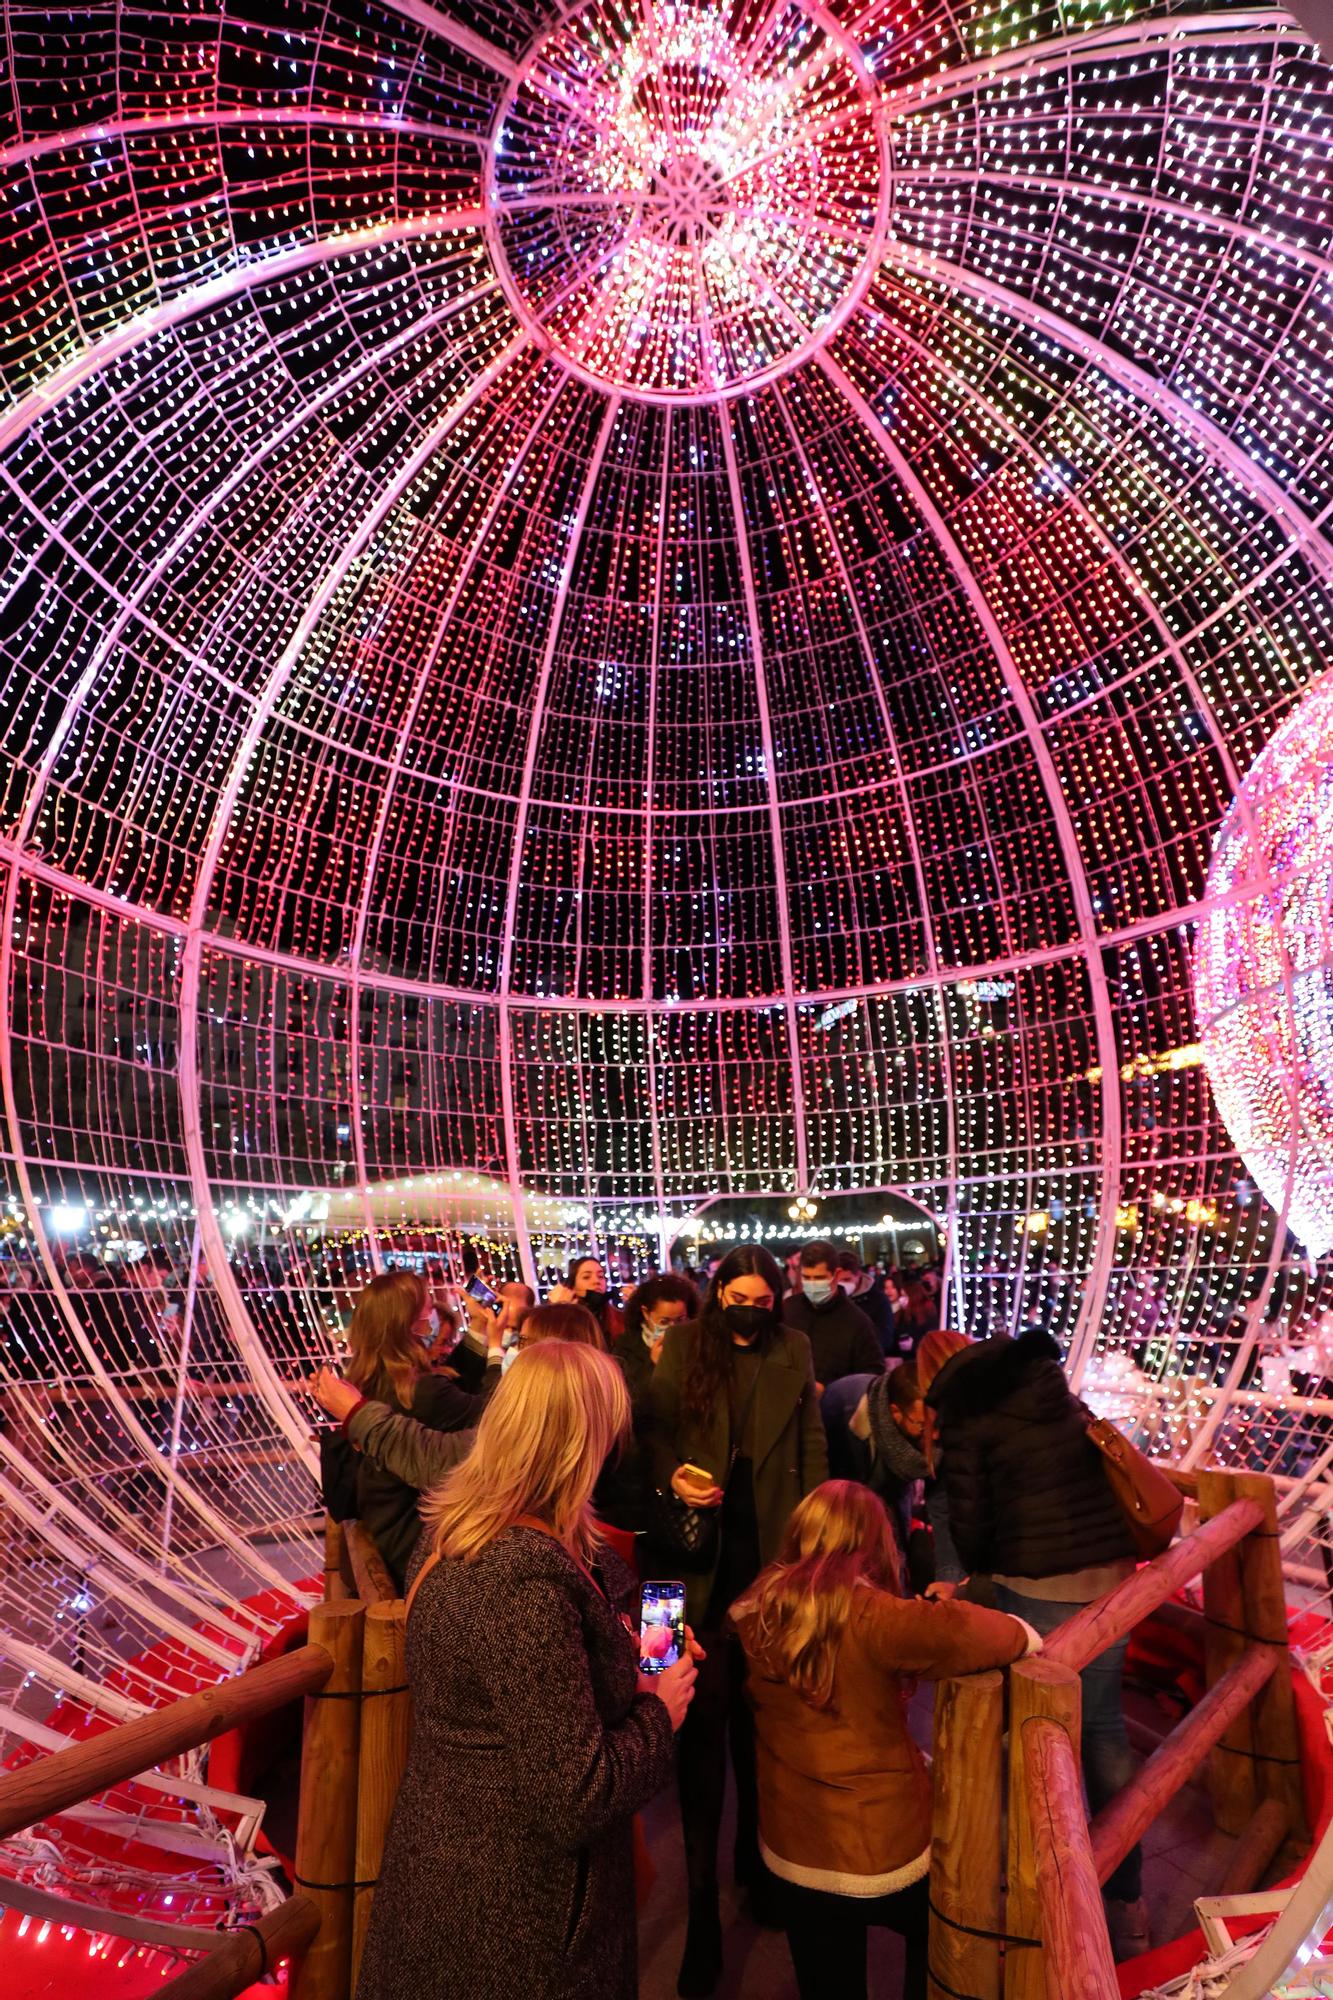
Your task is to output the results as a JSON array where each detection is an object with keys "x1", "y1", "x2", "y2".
[
  {"x1": 1231, "y1": 1470, "x2": 1309, "y2": 1848},
  {"x1": 292, "y1": 1600, "x2": 365, "y2": 2000},
  {"x1": 930, "y1": 1671, "x2": 1004, "y2": 2000},
  {"x1": 1005, "y1": 1658, "x2": 1081, "y2": 2000},
  {"x1": 1196, "y1": 1469, "x2": 1257, "y2": 1834},
  {"x1": 352, "y1": 1601, "x2": 410, "y2": 1987}
]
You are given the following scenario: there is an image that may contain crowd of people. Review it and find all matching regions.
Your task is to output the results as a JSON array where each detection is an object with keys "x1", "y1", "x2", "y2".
[{"x1": 310, "y1": 1239, "x2": 1149, "y2": 2000}]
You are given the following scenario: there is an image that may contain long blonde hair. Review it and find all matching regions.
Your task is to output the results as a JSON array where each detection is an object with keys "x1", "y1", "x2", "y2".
[
  {"x1": 344, "y1": 1270, "x2": 428, "y2": 1409},
  {"x1": 421, "y1": 1341, "x2": 628, "y2": 1565},
  {"x1": 731, "y1": 1482, "x2": 902, "y2": 1710}
]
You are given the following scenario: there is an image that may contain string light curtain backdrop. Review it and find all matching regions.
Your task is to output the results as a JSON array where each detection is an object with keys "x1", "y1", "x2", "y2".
[{"x1": 2, "y1": 0, "x2": 1333, "y2": 1944}]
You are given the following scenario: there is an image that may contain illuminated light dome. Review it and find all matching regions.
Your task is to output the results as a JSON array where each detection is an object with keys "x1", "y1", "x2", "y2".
[
  {"x1": 2, "y1": 0, "x2": 1333, "y2": 1948},
  {"x1": 1195, "y1": 672, "x2": 1333, "y2": 1261},
  {"x1": 487, "y1": 0, "x2": 888, "y2": 396}
]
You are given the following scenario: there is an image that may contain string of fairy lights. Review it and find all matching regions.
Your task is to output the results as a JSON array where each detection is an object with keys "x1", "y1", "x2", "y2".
[{"x1": 0, "y1": 0, "x2": 1332, "y2": 1956}]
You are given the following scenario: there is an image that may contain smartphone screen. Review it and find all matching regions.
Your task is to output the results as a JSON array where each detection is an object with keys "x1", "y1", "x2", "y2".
[
  {"x1": 465, "y1": 1274, "x2": 499, "y2": 1311},
  {"x1": 639, "y1": 1580, "x2": 687, "y2": 1676}
]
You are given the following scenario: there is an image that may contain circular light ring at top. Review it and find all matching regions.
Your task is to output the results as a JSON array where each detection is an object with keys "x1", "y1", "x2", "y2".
[
  {"x1": 1194, "y1": 671, "x2": 1333, "y2": 1260},
  {"x1": 485, "y1": 0, "x2": 888, "y2": 400}
]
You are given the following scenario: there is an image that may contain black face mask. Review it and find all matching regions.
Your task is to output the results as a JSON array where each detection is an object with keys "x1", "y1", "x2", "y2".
[
  {"x1": 582, "y1": 1289, "x2": 608, "y2": 1317},
  {"x1": 723, "y1": 1303, "x2": 775, "y2": 1343}
]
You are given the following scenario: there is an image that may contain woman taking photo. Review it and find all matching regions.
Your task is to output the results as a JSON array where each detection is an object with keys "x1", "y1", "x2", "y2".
[
  {"x1": 549, "y1": 1254, "x2": 625, "y2": 1341},
  {"x1": 648, "y1": 1244, "x2": 827, "y2": 1996},
  {"x1": 357, "y1": 1340, "x2": 696, "y2": 2000},
  {"x1": 731, "y1": 1481, "x2": 1036, "y2": 2000},
  {"x1": 341, "y1": 1270, "x2": 487, "y2": 1589}
]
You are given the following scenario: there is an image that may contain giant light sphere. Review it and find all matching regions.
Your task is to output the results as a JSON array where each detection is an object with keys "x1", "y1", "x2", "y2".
[{"x1": 1195, "y1": 673, "x2": 1333, "y2": 1261}]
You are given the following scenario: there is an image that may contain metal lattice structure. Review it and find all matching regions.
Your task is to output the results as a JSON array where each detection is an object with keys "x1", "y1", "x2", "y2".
[{"x1": 2, "y1": 0, "x2": 1333, "y2": 1948}]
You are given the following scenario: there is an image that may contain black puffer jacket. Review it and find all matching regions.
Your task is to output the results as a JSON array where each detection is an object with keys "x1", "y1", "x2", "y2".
[{"x1": 926, "y1": 1329, "x2": 1133, "y2": 1581}]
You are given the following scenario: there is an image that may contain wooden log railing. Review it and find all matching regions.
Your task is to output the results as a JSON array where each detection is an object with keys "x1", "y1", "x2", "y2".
[
  {"x1": 0, "y1": 1644, "x2": 333, "y2": 1841},
  {"x1": 1025, "y1": 1716, "x2": 1121, "y2": 2000},
  {"x1": 928, "y1": 1468, "x2": 1308, "y2": 2000},
  {"x1": 0, "y1": 1514, "x2": 414, "y2": 2000},
  {"x1": 1040, "y1": 1498, "x2": 1264, "y2": 1672},
  {"x1": 157, "y1": 1894, "x2": 321, "y2": 1998},
  {"x1": 344, "y1": 1519, "x2": 397, "y2": 1606}
]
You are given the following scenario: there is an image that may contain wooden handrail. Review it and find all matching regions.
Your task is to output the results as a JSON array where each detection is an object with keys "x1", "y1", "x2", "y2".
[
  {"x1": 1089, "y1": 1644, "x2": 1279, "y2": 1883},
  {"x1": 0, "y1": 1644, "x2": 332, "y2": 1840},
  {"x1": 158, "y1": 1896, "x2": 320, "y2": 1999},
  {"x1": 1024, "y1": 1717, "x2": 1120, "y2": 2000},
  {"x1": 344, "y1": 1521, "x2": 397, "y2": 1606},
  {"x1": 1043, "y1": 1498, "x2": 1264, "y2": 1672}
]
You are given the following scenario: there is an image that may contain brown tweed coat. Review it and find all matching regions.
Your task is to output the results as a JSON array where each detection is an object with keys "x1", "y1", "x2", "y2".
[{"x1": 355, "y1": 1526, "x2": 676, "y2": 2000}]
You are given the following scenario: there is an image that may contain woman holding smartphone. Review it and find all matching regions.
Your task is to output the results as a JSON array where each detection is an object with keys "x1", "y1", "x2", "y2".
[
  {"x1": 648, "y1": 1244, "x2": 828, "y2": 1996},
  {"x1": 357, "y1": 1340, "x2": 695, "y2": 2000},
  {"x1": 341, "y1": 1271, "x2": 489, "y2": 1591}
]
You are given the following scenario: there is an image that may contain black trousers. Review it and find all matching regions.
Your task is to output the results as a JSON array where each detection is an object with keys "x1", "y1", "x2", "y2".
[
  {"x1": 784, "y1": 1875, "x2": 929, "y2": 2000},
  {"x1": 676, "y1": 1622, "x2": 759, "y2": 1901}
]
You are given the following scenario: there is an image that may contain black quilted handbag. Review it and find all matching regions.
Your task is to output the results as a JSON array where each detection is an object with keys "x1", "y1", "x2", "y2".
[
  {"x1": 647, "y1": 1358, "x2": 768, "y2": 1571},
  {"x1": 645, "y1": 1484, "x2": 723, "y2": 1571}
]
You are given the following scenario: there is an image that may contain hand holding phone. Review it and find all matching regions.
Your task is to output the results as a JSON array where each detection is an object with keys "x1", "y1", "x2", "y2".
[
  {"x1": 465, "y1": 1274, "x2": 499, "y2": 1312},
  {"x1": 671, "y1": 1462, "x2": 724, "y2": 1507},
  {"x1": 639, "y1": 1580, "x2": 687, "y2": 1676}
]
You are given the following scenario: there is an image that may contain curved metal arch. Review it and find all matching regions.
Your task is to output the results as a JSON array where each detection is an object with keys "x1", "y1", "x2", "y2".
[
  {"x1": 768, "y1": 382, "x2": 960, "y2": 1298},
  {"x1": 817, "y1": 348, "x2": 1124, "y2": 1368},
  {"x1": 872, "y1": 8, "x2": 1297, "y2": 119},
  {"x1": 343, "y1": 368, "x2": 571, "y2": 1264},
  {"x1": 717, "y1": 405, "x2": 810, "y2": 1194},
  {"x1": 175, "y1": 328, "x2": 534, "y2": 1470},
  {"x1": 0, "y1": 103, "x2": 485, "y2": 171},
  {"x1": 0, "y1": 269, "x2": 504, "y2": 882},
  {"x1": 494, "y1": 388, "x2": 621, "y2": 1283},
  {"x1": 0, "y1": 212, "x2": 487, "y2": 456},
  {"x1": 886, "y1": 240, "x2": 1333, "y2": 592},
  {"x1": 893, "y1": 167, "x2": 1333, "y2": 295},
  {"x1": 374, "y1": 0, "x2": 519, "y2": 79}
]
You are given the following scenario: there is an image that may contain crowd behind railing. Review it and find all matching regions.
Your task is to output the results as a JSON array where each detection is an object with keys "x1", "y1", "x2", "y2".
[{"x1": 302, "y1": 1238, "x2": 1195, "y2": 2000}]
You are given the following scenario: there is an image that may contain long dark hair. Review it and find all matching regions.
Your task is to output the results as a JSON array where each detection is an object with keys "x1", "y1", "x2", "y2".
[{"x1": 682, "y1": 1244, "x2": 785, "y2": 1424}]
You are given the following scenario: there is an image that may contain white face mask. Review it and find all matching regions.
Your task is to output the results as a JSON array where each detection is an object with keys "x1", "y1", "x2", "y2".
[
  {"x1": 418, "y1": 1307, "x2": 440, "y2": 1344},
  {"x1": 501, "y1": 1339, "x2": 521, "y2": 1374}
]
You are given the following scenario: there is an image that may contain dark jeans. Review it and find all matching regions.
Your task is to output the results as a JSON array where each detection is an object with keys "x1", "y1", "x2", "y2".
[
  {"x1": 677, "y1": 1622, "x2": 759, "y2": 1903},
  {"x1": 993, "y1": 1584, "x2": 1142, "y2": 1900},
  {"x1": 784, "y1": 1874, "x2": 928, "y2": 2000}
]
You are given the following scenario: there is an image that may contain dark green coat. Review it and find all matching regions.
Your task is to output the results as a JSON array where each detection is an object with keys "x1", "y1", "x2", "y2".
[{"x1": 647, "y1": 1319, "x2": 829, "y2": 1627}]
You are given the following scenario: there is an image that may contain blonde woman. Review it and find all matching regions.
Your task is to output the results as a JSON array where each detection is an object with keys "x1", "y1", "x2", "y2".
[
  {"x1": 341, "y1": 1270, "x2": 488, "y2": 1588},
  {"x1": 356, "y1": 1341, "x2": 696, "y2": 2000},
  {"x1": 731, "y1": 1481, "x2": 1036, "y2": 2000}
]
